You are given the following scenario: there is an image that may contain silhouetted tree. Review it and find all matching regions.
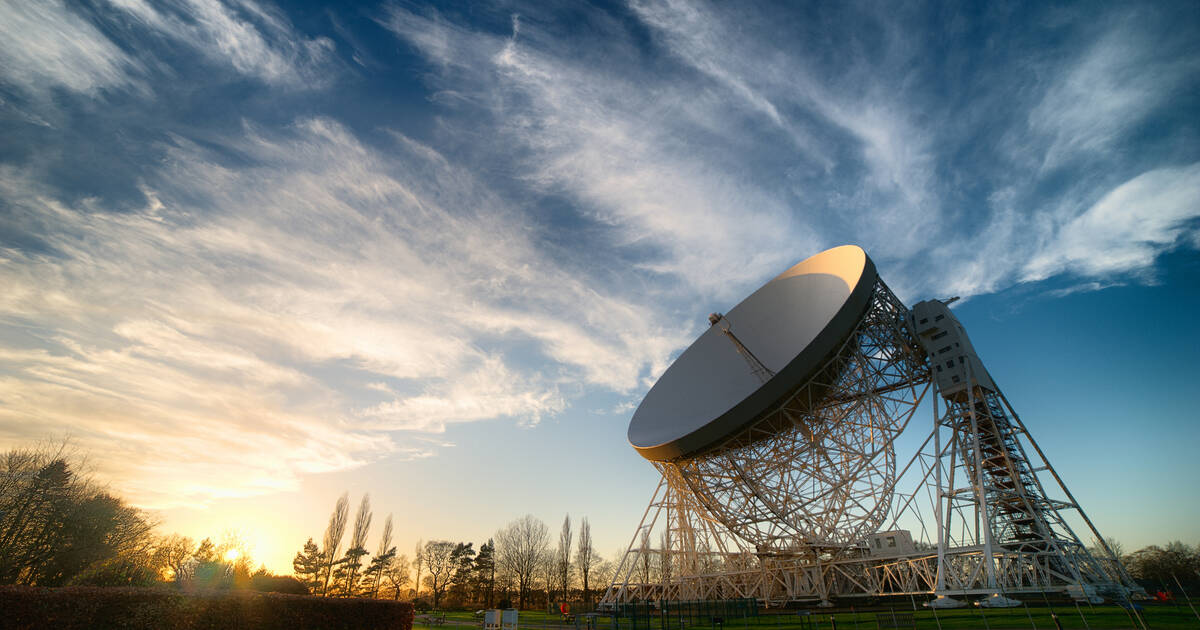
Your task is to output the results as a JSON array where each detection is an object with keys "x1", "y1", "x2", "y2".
[
  {"x1": 364, "y1": 514, "x2": 396, "y2": 597},
  {"x1": 293, "y1": 538, "x2": 324, "y2": 593},
  {"x1": 556, "y1": 515, "x2": 573, "y2": 603},
  {"x1": 413, "y1": 539, "x2": 424, "y2": 600},
  {"x1": 1128, "y1": 541, "x2": 1200, "y2": 586},
  {"x1": 153, "y1": 534, "x2": 195, "y2": 584},
  {"x1": 447, "y1": 542, "x2": 475, "y2": 607},
  {"x1": 339, "y1": 494, "x2": 372, "y2": 596},
  {"x1": 0, "y1": 445, "x2": 154, "y2": 586},
  {"x1": 383, "y1": 553, "x2": 411, "y2": 600},
  {"x1": 422, "y1": 540, "x2": 456, "y2": 608},
  {"x1": 496, "y1": 515, "x2": 549, "y2": 609},
  {"x1": 321, "y1": 492, "x2": 349, "y2": 596},
  {"x1": 576, "y1": 518, "x2": 596, "y2": 604},
  {"x1": 193, "y1": 538, "x2": 216, "y2": 564},
  {"x1": 638, "y1": 530, "x2": 652, "y2": 586},
  {"x1": 476, "y1": 538, "x2": 496, "y2": 607}
]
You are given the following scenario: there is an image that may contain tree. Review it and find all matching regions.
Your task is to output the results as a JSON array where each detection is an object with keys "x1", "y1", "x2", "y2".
[
  {"x1": 321, "y1": 492, "x2": 349, "y2": 596},
  {"x1": 153, "y1": 534, "x2": 195, "y2": 584},
  {"x1": 339, "y1": 494, "x2": 372, "y2": 596},
  {"x1": 591, "y1": 558, "x2": 615, "y2": 598},
  {"x1": 576, "y1": 518, "x2": 596, "y2": 604},
  {"x1": 538, "y1": 548, "x2": 555, "y2": 608},
  {"x1": 0, "y1": 445, "x2": 155, "y2": 586},
  {"x1": 384, "y1": 549, "x2": 412, "y2": 600},
  {"x1": 638, "y1": 530, "x2": 652, "y2": 586},
  {"x1": 364, "y1": 514, "x2": 396, "y2": 597},
  {"x1": 382, "y1": 553, "x2": 411, "y2": 600},
  {"x1": 556, "y1": 514, "x2": 573, "y2": 602},
  {"x1": 422, "y1": 540, "x2": 457, "y2": 609},
  {"x1": 448, "y1": 542, "x2": 476, "y2": 607},
  {"x1": 193, "y1": 538, "x2": 216, "y2": 564},
  {"x1": 495, "y1": 515, "x2": 549, "y2": 609},
  {"x1": 293, "y1": 538, "x2": 324, "y2": 593},
  {"x1": 413, "y1": 539, "x2": 424, "y2": 600},
  {"x1": 476, "y1": 538, "x2": 496, "y2": 607},
  {"x1": 1128, "y1": 541, "x2": 1200, "y2": 586},
  {"x1": 659, "y1": 530, "x2": 672, "y2": 586}
]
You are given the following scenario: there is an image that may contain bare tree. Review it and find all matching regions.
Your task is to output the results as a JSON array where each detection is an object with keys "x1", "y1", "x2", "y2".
[
  {"x1": 383, "y1": 553, "x2": 411, "y2": 600},
  {"x1": 341, "y1": 494, "x2": 373, "y2": 596},
  {"x1": 495, "y1": 514, "x2": 549, "y2": 609},
  {"x1": 556, "y1": 514, "x2": 573, "y2": 603},
  {"x1": 659, "y1": 530, "x2": 672, "y2": 587},
  {"x1": 576, "y1": 518, "x2": 596, "y2": 604},
  {"x1": 321, "y1": 492, "x2": 349, "y2": 596},
  {"x1": 539, "y1": 548, "x2": 555, "y2": 608},
  {"x1": 153, "y1": 534, "x2": 195, "y2": 584},
  {"x1": 638, "y1": 530, "x2": 652, "y2": 586},
  {"x1": 413, "y1": 539, "x2": 424, "y2": 600},
  {"x1": 367, "y1": 513, "x2": 395, "y2": 597},
  {"x1": 422, "y1": 540, "x2": 456, "y2": 608},
  {"x1": 591, "y1": 558, "x2": 615, "y2": 598}
]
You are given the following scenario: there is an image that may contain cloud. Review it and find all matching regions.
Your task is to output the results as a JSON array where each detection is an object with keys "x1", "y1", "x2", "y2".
[
  {"x1": 1028, "y1": 24, "x2": 1195, "y2": 173},
  {"x1": 384, "y1": 5, "x2": 815, "y2": 302},
  {"x1": 109, "y1": 0, "x2": 334, "y2": 86},
  {"x1": 0, "y1": 1, "x2": 138, "y2": 96},
  {"x1": 1023, "y1": 163, "x2": 1200, "y2": 282},
  {"x1": 0, "y1": 115, "x2": 679, "y2": 507},
  {"x1": 2, "y1": 0, "x2": 1197, "y2": 512}
]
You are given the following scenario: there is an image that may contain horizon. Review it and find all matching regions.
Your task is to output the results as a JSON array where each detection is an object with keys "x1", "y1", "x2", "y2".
[{"x1": 1, "y1": 0, "x2": 1198, "y2": 580}]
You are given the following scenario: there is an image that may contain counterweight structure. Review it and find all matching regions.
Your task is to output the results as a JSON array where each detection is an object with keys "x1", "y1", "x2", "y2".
[{"x1": 601, "y1": 246, "x2": 1136, "y2": 608}]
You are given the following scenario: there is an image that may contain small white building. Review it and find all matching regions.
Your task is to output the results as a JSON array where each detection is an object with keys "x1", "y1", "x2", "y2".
[{"x1": 865, "y1": 530, "x2": 915, "y2": 557}]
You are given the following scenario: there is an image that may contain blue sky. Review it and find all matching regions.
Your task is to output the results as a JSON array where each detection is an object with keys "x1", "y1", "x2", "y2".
[{"x1": 1, "y1": 0, "x2": 1197, "y2": 574}]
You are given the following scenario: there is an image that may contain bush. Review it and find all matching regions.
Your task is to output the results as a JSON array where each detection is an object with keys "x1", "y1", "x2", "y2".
[
  {"x1": 0, "y1": 586, "x2": 414, "y2": 630},
  {"x1": 250, "y1": 574, "x2": 309, "y2": 595}
]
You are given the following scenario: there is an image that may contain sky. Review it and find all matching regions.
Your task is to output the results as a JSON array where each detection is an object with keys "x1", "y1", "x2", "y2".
[{"x1": 0, "y1": 0, "x2": 1198, "y2": 576}]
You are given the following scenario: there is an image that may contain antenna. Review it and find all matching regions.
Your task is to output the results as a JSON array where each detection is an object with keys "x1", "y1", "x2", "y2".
[
  {"x1": 709, "y1": 312, "x2": 775, "y2": 384},
  {"x1": 607, "y1": 245, "x2": 1140, "y2": 609}
]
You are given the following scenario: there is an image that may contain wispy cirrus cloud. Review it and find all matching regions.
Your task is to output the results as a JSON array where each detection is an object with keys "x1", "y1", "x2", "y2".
[
  {"x1": 0, "y1": 116, "x2": 682, "y2": 507},
  {"x1": 1, "y1": 0, "x2": 1197, "y2": 515},
  {"x1": 384, "y1": 5, "x2": 814, "y2": 302},
  {"x1": 1023, "y1": 163, "x2": 1200, "y2": 282},
  {"x1": 109, "y1": 0, "x2": 335, "y2": 86},
  {"x1": 382, "y1": 1, "x2": 1199, "y2": 304},
  {"x1": 0, "y1": 0, "x2": 139, "y2": 96},
  {"x1": 1028, "y1": 23, "x2": 1197, "y2": 174}
]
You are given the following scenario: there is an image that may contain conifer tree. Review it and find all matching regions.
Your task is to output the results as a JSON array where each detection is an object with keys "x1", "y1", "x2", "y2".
[{"x1": 293, "y1": 538, "x2": 324, "y2": 594}]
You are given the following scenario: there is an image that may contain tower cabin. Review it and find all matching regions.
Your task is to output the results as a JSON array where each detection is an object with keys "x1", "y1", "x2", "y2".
[{"x1": 909, "y1": 299, "x2": 995, "y2": 400}]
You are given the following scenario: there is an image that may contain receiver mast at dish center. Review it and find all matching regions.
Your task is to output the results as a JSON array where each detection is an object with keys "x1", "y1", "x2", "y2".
[{"x1": 600, "y1": 245, "x2": 1138, "y2": 608}]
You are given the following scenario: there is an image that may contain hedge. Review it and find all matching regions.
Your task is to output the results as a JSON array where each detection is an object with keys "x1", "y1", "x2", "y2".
[{"x1": 0, "y1": 586, "x2": 414, "y2": 630}]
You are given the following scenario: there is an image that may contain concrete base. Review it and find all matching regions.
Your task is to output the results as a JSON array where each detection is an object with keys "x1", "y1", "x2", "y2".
[{"x1": 976, "y1": 594, "x2": 1022, "y2": 608}]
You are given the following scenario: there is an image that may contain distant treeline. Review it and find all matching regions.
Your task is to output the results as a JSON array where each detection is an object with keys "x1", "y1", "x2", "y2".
[
  {"x1": 294, "y1": 494, "x2": 617, "y2": 610},
  {"x1": 2, "y1": 441, "x2": 1197, "y2": 605},
  {"x1": 0, "y1": 442, "x2": 300, "y2": 592}
]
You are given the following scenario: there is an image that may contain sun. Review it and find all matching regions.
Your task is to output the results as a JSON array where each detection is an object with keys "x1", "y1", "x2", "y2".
[{"x1": 223, "y1": 548, "x2": 240, "y2": 562}]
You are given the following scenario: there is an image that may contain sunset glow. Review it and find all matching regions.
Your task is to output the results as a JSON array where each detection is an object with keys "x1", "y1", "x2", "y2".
[{"x1": 0, "y1": 0, "x2": 1196, "y2": 585}]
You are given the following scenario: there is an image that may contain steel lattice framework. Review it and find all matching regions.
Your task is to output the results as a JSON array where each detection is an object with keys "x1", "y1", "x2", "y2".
[{"x1": 600, "y1": 279, "x2": 1139, "y2": 608}]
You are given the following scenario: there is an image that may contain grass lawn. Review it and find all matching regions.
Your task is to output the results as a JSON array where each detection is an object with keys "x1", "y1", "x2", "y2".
[{"x1": 416, "y1": 600, "x2": 1200, "y2": 630}]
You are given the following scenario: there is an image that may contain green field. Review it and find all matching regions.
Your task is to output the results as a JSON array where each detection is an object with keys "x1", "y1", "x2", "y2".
[{"x1": 416, "y1": 601, "x2": 1200, "y2": 630}]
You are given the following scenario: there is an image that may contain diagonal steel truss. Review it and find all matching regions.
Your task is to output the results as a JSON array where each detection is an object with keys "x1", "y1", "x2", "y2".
[{"x1": 600, "y1": 282, "x2": 1138, "y2": 608}]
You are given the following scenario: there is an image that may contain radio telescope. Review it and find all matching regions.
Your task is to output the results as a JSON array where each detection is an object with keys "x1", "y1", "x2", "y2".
[{"x1": 601, "y1": 245, "x2": 1138, "y2": 608}]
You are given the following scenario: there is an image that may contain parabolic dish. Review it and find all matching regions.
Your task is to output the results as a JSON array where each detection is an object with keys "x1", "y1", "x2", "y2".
[{"x1": 629, "y1": 245, "x2": 877, "y2": 462}]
